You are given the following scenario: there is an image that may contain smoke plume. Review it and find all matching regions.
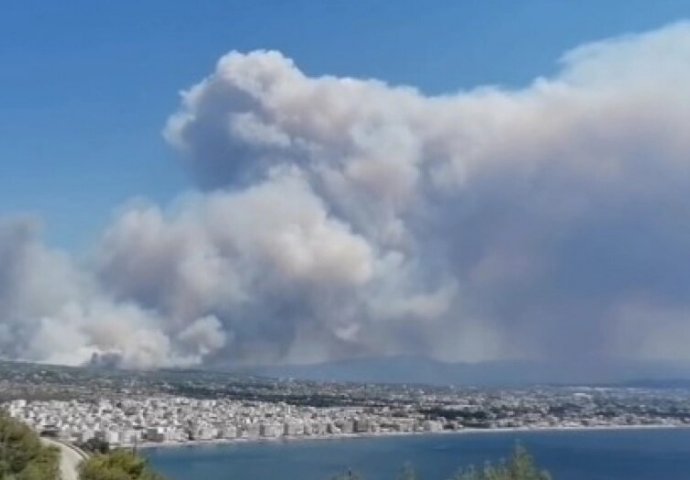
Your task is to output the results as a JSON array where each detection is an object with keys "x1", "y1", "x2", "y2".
[{"x1": 2, "y1": 23, "x2": 690, "y2": 369}]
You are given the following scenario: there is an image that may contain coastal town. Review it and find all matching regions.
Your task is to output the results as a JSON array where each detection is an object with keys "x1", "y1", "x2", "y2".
[
  {"x1": 3, "y1": 361, "x2": 690, "y2": 447},
  {"x1": 4, "y1": 391, "x2": 690, "y2": 448}
]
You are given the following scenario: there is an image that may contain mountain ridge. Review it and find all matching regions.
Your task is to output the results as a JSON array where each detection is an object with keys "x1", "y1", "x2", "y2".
[{"x1": 240, "y1": 355, "x2": 690, "y2": 387}]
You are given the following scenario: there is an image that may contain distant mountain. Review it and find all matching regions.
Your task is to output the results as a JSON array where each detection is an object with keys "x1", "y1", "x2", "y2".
[
  {"x1": 245, "y1": 356, "x2": 560, "y2": 386},
  {"x1": 244, "y1": 356, "x2": 690, "y2": 387}
]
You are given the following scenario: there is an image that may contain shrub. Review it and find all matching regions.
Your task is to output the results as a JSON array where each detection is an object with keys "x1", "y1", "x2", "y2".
[
  {"x1": 0, "y1": 412, "x2": 60, "y2": 480},
  {"x1": 452, "y1": 444, "x2": 552, "y2": 480},
  {"x1": 79, "y1": 449, "x2": 166, "y2": 480},
  {"x1": 332, "y1": 444, "x2": 551, "y2": 480}
]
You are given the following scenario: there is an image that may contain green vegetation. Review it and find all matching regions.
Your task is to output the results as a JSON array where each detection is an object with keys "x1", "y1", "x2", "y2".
[
  {"x1": 333, "y1": 445, "x2": 551, "y2": 480},
  {"x1": 0, "y1": 412, "x2": 60, "y2": 480},
  {"x1": 79, "y1": 449, "x2": 165, "y2": 480},
  {"x1": 76, "y1": 439, "x2": 110, "y2": 455},
  {"x1": 451, "y1": 445, "x2": 551, "y2": 480}
]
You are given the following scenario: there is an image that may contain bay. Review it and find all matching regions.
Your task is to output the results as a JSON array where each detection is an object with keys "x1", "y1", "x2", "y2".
[{"x1": 145, "y1": 428, "x2": 690, "y2": 480}]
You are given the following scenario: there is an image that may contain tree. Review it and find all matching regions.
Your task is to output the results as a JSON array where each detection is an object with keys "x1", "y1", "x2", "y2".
[
  {"x1": 0, "y1": 411, "x2": 59, "y2": 480},
  {"x1": 79, "y1": 449, "x2": 166, "y2": 480},
  {"x1": 452, "y1": 444, "x2": 551, "y2": 480},
  {"x1": 78, "y1": 438, "x2": 111, "y2": 455}
]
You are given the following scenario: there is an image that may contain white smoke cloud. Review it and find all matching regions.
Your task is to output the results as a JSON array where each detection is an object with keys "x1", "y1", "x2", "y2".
[
  {"x1": 2, "y1": 22, "x2": 690, "y2": 368},
  {"x1": 0, "y1": 218, "x2": 226, "y2": 368},
  {"x1": 95, "y1": 168, "x2": 437, "y2": 365}
]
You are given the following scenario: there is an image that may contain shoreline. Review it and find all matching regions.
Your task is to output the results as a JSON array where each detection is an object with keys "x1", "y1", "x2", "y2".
[{"x1": 136, "y1": 423, "x2": 690, "y2": 450}]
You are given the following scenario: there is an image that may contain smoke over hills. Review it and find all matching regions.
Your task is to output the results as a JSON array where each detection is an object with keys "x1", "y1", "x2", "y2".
[{"x1": 3, "y1": 23, "x2": 690, "y2": 372}]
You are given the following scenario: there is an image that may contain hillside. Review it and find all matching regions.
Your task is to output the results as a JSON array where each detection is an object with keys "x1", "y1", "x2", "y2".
[{"x1": 0, "y1": 412, "x2": 59, "y2": 480}]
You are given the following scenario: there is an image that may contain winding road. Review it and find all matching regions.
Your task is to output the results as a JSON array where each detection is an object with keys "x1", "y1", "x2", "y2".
[{"x1": 41, "y1": 437, "x2": 88, "y2": 480}]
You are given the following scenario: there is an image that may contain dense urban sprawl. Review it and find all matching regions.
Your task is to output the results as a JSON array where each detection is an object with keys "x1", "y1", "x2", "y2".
[{"x1": 2, "y1": 360, "x2": 690, "y2": 447}]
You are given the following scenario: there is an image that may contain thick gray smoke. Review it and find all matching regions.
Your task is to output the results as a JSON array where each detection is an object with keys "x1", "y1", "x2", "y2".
[{"x1": 3, "y1": 23, "x2": 690, "y2": 368}]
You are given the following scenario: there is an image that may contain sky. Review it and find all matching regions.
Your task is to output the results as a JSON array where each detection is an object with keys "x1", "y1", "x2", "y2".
[
  {"x1": 2, "y1": 1, "x2": 690, "y2": 373},
  {"x1": 4, "y1": 0, "x2": 690, "y2": 250}
]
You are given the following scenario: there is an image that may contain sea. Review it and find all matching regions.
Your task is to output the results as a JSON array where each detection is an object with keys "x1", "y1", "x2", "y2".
[{"x1": 144, "y1": 427, "x2": 690, "y2": 480}]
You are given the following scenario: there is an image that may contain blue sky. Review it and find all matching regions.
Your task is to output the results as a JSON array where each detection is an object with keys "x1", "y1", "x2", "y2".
[{"x1": 3, "y1": 0, "x2": 690, "y2": 250}]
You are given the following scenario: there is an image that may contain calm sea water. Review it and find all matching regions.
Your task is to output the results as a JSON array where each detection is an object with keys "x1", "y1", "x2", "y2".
[{"x1": 145, "y1": 428, "x2": 690, "y2": 480}]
